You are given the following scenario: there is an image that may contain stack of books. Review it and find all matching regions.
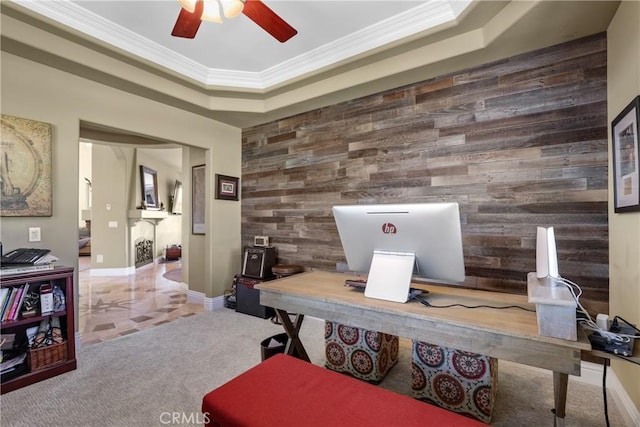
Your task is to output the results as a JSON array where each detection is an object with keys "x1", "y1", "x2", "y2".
[
  {"x1": 0, "y1": 251, "x2": 59, "y2": 277},
  {"x1": 0, "y1": 283, "x2": 36, "y2": 322},
  {"x1": 0, "y1": 262, "x2": 55, "y2": 277}
]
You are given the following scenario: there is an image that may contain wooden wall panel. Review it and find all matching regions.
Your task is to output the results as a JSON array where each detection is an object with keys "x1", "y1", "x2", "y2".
[{"x1": 241, "y1": 33, "x2": 609, "y2": 312}]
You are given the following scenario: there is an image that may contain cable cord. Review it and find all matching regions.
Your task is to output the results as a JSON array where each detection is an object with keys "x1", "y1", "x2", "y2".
[
  {"x1": 603, "y1": 360, "x2": 610, "y2": 427},
  {"x1": 611, "y1": 315, "x2": 640, "y2": 335},
  {"x1": 558, "y1": 276, "x2": 637, "y2": 342},
  {"x1": 413, "y1": 295, "x2": 535, "y2": 312}
]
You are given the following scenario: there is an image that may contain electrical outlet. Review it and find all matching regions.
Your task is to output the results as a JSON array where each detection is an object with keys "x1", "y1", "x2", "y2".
[
  {"x1": 28, "y1": 227, "x2": 41, "y2": 242},
  {"x1": 108, "y1": 221, "x2": 118, "y2": 228},
  {"x1": 96, "y1": 254, "x2": 103, "y2": 263}
]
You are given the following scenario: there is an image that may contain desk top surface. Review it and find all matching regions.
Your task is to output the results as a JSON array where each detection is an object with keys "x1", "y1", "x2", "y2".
[{"x1": 258, "y1": 270, "x2": 591, "y2": 352}]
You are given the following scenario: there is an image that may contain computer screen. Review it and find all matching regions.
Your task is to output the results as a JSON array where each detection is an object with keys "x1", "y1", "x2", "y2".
[{"x1": 332, "y1": 203, "x2": 466, "y2": 302}]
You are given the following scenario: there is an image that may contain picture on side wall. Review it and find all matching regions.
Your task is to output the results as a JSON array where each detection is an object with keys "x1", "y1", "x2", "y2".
[
  {"x1": 192, "y1": 164, "x2": 206, "y2": 234},
  {"x1": 0, "y1": 115, "x2": 53, "y2": 217},
  {"x1": 612, "y1": 95, "x2": 640, "y2": 213},
  {"x1": 215, "y1": 174, "x2": 239, "y2": 201}
]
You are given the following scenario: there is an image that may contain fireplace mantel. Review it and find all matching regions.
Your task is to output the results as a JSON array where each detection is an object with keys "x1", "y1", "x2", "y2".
[
  {"x1": 128, "y1": 209, "x2": 168, "y2": 225},
  {"x1": 129, "y1": 210, "x2": 168, "y2": 267}
]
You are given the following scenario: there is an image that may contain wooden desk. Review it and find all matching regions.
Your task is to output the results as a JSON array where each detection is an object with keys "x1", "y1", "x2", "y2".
[{"x1": 258, "y1": 270, "x2": 592, "y2": 426}]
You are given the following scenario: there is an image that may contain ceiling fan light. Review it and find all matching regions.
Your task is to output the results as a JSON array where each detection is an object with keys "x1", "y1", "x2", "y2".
[
  {"x1": 220, "y1": 0, "x2": 244, "y2": 18},
  {"x1": 201, "y1": 0, "x2": 222, "y2": 23},
  {"x1": 177, "y1": 0, "x2": 197, "y2": 13}
]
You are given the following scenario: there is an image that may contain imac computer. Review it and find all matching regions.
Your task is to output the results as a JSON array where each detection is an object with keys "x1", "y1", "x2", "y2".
[{"x1": 332, "y1": 202, "x2": 466, "y2": 303}]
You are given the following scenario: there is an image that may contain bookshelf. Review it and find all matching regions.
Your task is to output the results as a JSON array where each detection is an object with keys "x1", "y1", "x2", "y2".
[{"x1": 0, "y1": 266, "x2": 76, "y2": 394}]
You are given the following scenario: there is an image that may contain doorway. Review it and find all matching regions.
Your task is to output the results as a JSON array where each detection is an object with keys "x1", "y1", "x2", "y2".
[{"x1": 77, "y1": 137, "x2": 193, "y2": 345}]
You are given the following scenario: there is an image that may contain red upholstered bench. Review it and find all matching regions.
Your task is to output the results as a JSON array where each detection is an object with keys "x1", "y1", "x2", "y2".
[{"x1": 202, "y1": 354, "x2": 486, "y2": 427}]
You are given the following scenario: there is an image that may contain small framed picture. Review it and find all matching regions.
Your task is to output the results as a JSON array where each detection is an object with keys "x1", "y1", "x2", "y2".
[
  {"x1": 611, "y1": 96, "x2": 640, "y2": 213},
  {"x1": 215, "y1": 174, "x2": 239, "y2": 201}
]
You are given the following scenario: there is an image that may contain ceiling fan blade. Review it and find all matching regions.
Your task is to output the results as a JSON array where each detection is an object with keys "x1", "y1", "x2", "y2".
[
  {"x1": 171, "y1": 1, "x2": 204, "y2": 38},
  {"x1": 242, "y1": 0, "x2": 297, "y2": 43}
]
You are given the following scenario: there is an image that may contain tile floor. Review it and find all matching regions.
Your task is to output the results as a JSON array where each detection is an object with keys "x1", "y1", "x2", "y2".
[{"x1": 78, "y1": 257, "x2": 204, "y2": 346}]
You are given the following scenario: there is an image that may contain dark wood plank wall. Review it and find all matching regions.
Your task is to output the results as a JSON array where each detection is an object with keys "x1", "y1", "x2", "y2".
[{"x1": 242, "y1": 33, "x2": 609, "y2": 311}]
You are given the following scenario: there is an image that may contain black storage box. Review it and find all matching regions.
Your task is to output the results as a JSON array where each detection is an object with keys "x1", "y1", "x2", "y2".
[{"x1": 235, "y1": 276, "x2": 274, "y2": 319}]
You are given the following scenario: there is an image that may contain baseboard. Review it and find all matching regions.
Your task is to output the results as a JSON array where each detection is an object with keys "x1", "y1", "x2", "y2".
[
  {"x1": 187, "y1": 289, "x2": 204, "y2": 304},
  {"x1": 576, "y1": 361, "x2": 639, "y2": 427},
  {"x1": 205, "y1": 295, "x2": 225, "y2": 310},
  {"x1": 75, "y1": 331, "x2": 82, "y2": 351},
  {"x1": 187, "y1": 289, "x2": 225, "y2": 311},
  {"x1": 87, "y1": 257, "x2": 166, "y2": 276},
  {"x1": 90, "y1": 266, "x2": 135, "y2": 276}
]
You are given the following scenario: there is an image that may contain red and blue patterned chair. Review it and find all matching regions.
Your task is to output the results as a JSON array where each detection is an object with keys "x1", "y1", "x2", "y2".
[
  {"x1": 411, "y1": 341, "x2": 498, "y2": 424},
  {"x1": 325, "y1": 321, "x2": 399, "y2": 383}
]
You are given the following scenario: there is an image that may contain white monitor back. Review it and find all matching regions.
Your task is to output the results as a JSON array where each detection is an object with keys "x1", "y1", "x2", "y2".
[{"x1": 332, "y1": 203, "x2": 465, "y2": 303}]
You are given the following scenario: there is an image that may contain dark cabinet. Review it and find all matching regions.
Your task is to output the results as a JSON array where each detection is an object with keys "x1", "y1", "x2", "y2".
[{"x1": 0, "y1": 266, "x2": 76, "y2": 394}]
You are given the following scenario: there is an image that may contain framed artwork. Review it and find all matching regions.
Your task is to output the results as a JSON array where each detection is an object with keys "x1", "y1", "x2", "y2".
[
  {"x1": 192, "y1": 164, "x2": 206, "y2": 234},
  {"x1": 0, "y1": 115, "x2": 53, "y2": 216},
  {"x1": 171, "y1": 180, "x2": 183, "y2": 215},
  {"x1": 139, "y1": 165, "x2": 159, "y2": 210},
  {"x1": 612, "y1": 96, "x2": 640, "y2": 213},
  {"x1": 215, "y1": 174, "x2": 239, "y2": 201}
]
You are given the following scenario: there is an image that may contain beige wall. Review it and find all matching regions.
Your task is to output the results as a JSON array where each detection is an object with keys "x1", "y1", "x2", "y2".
[
  {"x1": 185, "y1": 147, "x2": 207, "y2": 295},
  {"x1": 82, "y1": 144, "x2": 183, "y2": 267},
  {"x1": 92, "y1": 144, "x2": 131, "y2": 268},
  {"x1": 608, "y1": 0, "x2": 640, "y2": 411},
  {"x1": 0, "y1": 52, "x2": 242, "y2": 305},
  {"x1": 78, "y1": 142, "x2": 92, "y2": 227},
  {"x1": 137, "y1": 147, "x2": 184, "y2": 257}
]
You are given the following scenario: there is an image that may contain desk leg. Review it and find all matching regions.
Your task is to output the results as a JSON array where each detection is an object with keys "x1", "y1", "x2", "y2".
[
  {"x1": 276, "y1": 309, "x2": 310, "y2": 362},
  {"x1": 553, "y1": 371, "x2": 568, "y2": 427}
]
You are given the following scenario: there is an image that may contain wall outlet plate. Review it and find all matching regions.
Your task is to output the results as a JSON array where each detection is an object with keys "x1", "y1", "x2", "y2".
[{"x1": 28, "y1": 227, "x2": 41, "y2": 242}]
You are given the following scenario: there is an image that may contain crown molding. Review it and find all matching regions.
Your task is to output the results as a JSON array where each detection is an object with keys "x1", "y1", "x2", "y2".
[
  {"x1": 256, "y1": 1, "x2": 470, "y2": 90},
  {"x1": 13, "y1": 0, "x2": 471, "y2": 91},
  {"x1": 13, "y1": 0, "x2": 211, "y2": 83}
]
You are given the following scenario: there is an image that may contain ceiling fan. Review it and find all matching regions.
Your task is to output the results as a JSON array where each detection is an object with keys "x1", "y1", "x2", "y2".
[{"x1": 172, "y1": 0, "x2": 297, "y2": 43}]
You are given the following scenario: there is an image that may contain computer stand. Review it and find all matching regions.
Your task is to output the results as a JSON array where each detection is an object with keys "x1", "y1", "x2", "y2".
[{"x1": 364, "y1": 250, "x2": 415, "y2": 303}]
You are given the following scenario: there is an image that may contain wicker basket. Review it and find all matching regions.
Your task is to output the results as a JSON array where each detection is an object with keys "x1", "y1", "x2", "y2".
[{"x1": 28, "y1": 341, "x2": 67, "y2": 372}]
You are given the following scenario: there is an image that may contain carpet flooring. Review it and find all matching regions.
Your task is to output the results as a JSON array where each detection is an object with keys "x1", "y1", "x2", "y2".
[{"x1": 0, "y1": 309, "x2": 627, "y2": 426}]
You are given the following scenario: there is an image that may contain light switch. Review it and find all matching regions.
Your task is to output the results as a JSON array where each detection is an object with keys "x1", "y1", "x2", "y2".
[
  {"x1": 108, "y1": 221, "x2": 118, "y2": 228},
  {"x1": 29, "y1": 227, "x2": 41, "y2": 242}
]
